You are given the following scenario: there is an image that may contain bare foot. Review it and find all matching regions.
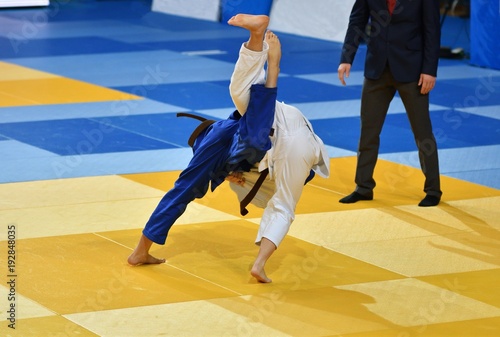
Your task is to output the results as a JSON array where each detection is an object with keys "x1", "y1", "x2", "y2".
[
  {"x1": 265, "y1": 31, "x2": 281, "y2": 65},
  {"x1": 264, "y1": 31, "x2": 281, "y2": 88},
  {"x1": 127, "y1": 252, "x2": 165, "y2": 266},
  {"x1": 251, "y1": 264, "x2": 272, "y2": 283},
  {"x1": 265, "y1": 31, "x2": 281, "y2": 64},
  {"x1": 227, "y1": 14, "x2": 269, "y2": 35}
]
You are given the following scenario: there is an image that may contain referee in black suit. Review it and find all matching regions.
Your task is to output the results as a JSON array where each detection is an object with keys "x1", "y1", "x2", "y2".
[{"x1": 338, "y1": 0, "x2": 443, "y2": 207}]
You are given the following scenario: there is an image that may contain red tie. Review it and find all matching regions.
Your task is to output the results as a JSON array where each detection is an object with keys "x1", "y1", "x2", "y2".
[{"x1": 387, "y1": 0, "x2": 396, "y2": 15}]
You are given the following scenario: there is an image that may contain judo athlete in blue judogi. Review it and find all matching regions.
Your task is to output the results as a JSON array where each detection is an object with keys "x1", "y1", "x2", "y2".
[
  {"x1": 128, "y1": 15, "x2": 329, "y2": 283},
  {"x1": 142, "y1": 83, "x2": 276, "y2": 246}
]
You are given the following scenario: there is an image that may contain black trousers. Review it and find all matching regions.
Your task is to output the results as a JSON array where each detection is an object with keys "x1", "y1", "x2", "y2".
[{"x1": 354, "y1": 66, "x2": 442, "y2": 198}]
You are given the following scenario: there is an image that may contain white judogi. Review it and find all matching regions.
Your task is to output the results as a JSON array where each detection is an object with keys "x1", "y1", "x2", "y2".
[{"x1": 229, "y1": 42, "x2": 330, "y2": 247}]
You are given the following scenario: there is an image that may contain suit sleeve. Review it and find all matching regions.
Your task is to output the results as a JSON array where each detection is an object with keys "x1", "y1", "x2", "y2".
[
  {"x1": 421, "y1": 0, "x2": 441, "y2": 76},
  {"x1": 340, "y1": 0, "x2": 370, "y2": 64}
]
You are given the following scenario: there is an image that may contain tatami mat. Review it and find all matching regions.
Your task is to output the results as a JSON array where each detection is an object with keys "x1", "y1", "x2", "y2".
[
  {"x1": 0, "y1": 1, "x2": 498, "y2": 336},
  {"x1": 1, "y1": 157, "x2": 499, "y2": 336}
]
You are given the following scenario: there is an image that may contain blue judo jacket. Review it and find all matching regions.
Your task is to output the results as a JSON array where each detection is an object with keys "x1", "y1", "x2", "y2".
[{"x1": 143, "y1": 84, "x2": 277, "y2": 244}]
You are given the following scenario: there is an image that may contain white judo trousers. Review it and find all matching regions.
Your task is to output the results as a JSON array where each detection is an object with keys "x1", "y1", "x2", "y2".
[{"x1": 229, "y1": 42, "x2": 330, "y2": 247}]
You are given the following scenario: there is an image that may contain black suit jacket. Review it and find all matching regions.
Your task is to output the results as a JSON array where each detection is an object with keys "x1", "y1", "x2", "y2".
[{"x1": 340, "y1": 0, "x2": 441, "y2": 83}]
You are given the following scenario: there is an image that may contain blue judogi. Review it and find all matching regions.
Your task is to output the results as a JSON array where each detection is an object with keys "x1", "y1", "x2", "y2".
[{"x1": 143, "y1": 84, "x2": 277, "y2": 244}]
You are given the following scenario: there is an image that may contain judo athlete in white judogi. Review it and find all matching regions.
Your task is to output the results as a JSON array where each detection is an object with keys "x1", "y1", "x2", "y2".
[
  {"x1": 226, "y1": 17, "x2": 329, "y2": 282},
  {"x1": 128, "y1": 14, "x2": 329, "y2": 283}
]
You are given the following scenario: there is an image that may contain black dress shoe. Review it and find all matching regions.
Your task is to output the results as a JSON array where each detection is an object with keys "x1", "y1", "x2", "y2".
[
  {"x1": 418, "y1": 195, "x2": 440, "y2": 207},
  {"x1": 339, "y1": 192, "x2": 373, "y2": 204}
]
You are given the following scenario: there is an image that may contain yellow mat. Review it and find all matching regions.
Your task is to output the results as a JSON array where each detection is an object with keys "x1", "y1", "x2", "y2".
[
  {"x1": 0, "y1": 157, "x2": 499, "y2": 336},
  {"x1": 0, "y1": 61, "x2": 140, "y2": 107}
]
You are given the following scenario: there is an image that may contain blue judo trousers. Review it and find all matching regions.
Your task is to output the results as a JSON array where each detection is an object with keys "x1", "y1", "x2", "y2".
[{"x1": 143, "y1": 84, "x2": 277, "y2": 244}]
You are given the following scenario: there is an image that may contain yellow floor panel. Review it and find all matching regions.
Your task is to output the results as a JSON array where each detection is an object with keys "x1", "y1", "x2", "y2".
[
  {"x1": 337, "y1": 278, "x2": 500, "y2": 327},
  {"x1": 0, "y1": 175, "x2": 163, "y2": 211},
  {"x1": 289, "y1": 197, "x2": 500, "y2": 245},
  {"x1": 0, "y1": 175, "x2": 239, "y2": 241},
  {"x1": 340, "y1": 316, "x2": 500, "y2": 337},
  {"x1": 63, "y1": 283, "x2": 500, "y2": 337},
  {"x1": 288, "y1": 208, "x2": 466, "y2": 246},
  {"x1": 65, "y1": 287, "x2": 398, "y2": 337},
  {"x1": 210, "y1": 289, "x2": 396, "y2": 336},
  {"x1": 0, "y1": 61, "x2": 58, "y2": 81},
  {"x1": 0, "y1": 61, "x2": 139, "y2": 108},
  {"x1": 122, "y1": 157, "x2": 500, "y2": 219},
  {"x1": 102, "y1": 221, "x2": 404, "y2": 295},
  {"x1": 412, "y1": 317, "x2": 500, "y2": 337},
  {"x1": 317, "y1": 157, "x2": 500, "y2": 207},
  {"x1": 0, "y1": 195, "x2": 239, "y2": 240},
  {"x1": 287, "y1": 196, "x2": 500, "y2": 277},
  {"x1": 121, "y1": 170, "x2": 267, "y2": 218},
  {"x1": 120, "y1": 171, "x2": 179, "y2": 191},
  {"x1": 0, "y1": 62, "x2": 140, "y2": 108},
  {"x1": 417, "y1": 268, "x2": 500, "y2": 308},
  {"x1": 0, "y1": 315, "x2": 100, "y2": 337},
  {"x1": 0, "y1": 233, "x2": 236, "y2": 316},
  {"x1": 0, "y1": 198, "x2": 159, "y2": 239},
  {"x1": 0, "y1": 285, "x2": 54, "y2": 320},
  {"x1": 0, "y1": 157, "x2": 499, "y2": 336},
  {"x1": 326, "y1": 231, "x2": 499, "y2": 277},
  {"x1": 445, "y1": 196, "x2": 500, "y2": 230},
  {"x1": 66, "y1": 299, "x2": 295, "y2": 337}
]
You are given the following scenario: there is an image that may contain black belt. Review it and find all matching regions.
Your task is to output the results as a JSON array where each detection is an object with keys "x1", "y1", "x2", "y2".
[
  {"x1": 177, "y1": 112, "x2": 215, "y2": 147},
  {"x1": 239, "y1": 168, "x2": 269, "y2": 216},
  {"x1": 178, "y1": 112, "x2": 272, "y2": 216}
]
